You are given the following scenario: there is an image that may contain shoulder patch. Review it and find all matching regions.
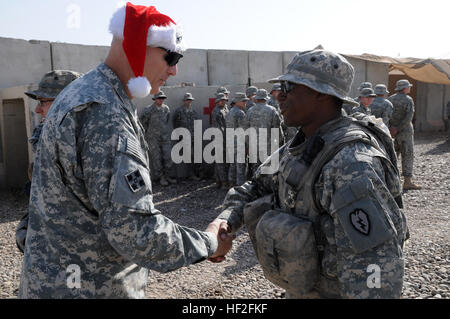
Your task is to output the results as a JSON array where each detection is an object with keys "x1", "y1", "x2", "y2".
[
  {"x1": 125, "y1": 169, "x2": 145, "y2": 193},
  {"x1": 350, "y1": 209, "x2": 370, "y2": 235}
]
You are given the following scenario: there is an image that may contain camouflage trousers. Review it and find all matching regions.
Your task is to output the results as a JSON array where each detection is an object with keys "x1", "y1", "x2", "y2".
[
  {"x1": 394, "y1": 129, "x2": 414, "y2": 177},
  {"x1": 147, "y1": 138, "x2": 173, "y2": 179},
  {"x1": 228, "y1": 151, "x2": 247, "y2": 186}
]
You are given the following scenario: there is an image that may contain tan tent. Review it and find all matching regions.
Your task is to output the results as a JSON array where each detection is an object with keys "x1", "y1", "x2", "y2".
[{"x1": 343, "y1": 53, "x2": 450, "y2": 86}]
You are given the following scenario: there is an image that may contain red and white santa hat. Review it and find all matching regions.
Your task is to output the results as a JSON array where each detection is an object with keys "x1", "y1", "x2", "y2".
[{"x1": 109, "y1": 2, "x2": 185, "y2": 98}]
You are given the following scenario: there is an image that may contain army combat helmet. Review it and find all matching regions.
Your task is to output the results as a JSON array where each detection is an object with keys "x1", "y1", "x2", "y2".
[
  {"x1": 269, "y1": 49, "x2": 359, "y2": 106},
  {"x1": 25, "y1": 70, "x2": 83, "y2": 100}
]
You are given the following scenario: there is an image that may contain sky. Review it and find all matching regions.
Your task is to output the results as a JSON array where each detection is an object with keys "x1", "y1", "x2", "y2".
[{"x1": 0, "y1": 0, "x2": 449, "y2": 59}]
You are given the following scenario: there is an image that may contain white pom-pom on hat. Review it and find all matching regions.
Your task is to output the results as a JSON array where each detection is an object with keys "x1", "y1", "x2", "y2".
[{"x1": 127, "y1": 76, "x2": 151, "y2": 99}]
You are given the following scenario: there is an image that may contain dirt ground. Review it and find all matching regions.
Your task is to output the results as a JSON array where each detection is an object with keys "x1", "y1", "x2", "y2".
[{"x1": 0, "y1": 132, "x2": 448, "y2": 299}]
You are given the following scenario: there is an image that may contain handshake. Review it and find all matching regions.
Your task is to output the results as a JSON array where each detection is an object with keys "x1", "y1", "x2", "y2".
[{"x1": 205, "y1": 218, "x2": 236, "y2": 263}]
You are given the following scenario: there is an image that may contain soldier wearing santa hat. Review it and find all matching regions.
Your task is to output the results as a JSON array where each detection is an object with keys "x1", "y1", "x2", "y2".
[{"x1": 19, "y1": 2, "x2": 232, "y2": 298}]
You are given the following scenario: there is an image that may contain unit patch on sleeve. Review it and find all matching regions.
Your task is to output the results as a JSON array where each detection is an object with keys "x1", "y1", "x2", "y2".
[
  {"x1": 125, "y1": 169, "x2": 145, "y2": 193},
  {"x1": 350, "y1": 209, "x2": 370, "y2": 235}
]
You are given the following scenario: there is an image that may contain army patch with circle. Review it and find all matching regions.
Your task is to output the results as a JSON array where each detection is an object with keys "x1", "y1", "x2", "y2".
[
  {"x1": 125, "y1": 169, "x2": 145, "y2": 193},
  {"x1": 349, "y1": 209, "x2": 370, "y2": 235}
]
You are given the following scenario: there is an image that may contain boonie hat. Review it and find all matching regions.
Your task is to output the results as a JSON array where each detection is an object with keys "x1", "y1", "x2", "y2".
[
  {"x1": 215, "y1": 93, "x2": 228, "y2": 103},
  {"x1": 254, "y1": 89, "x2": 269, "y2": 101},
  {"x1": 246, "y1": 86, "x2": 258, "y2": 97},
  {"x1": 374, "y1": 84, "x2": 389, "y2": 95},
  {"x1": 153, "y1": 91, "x2": 167, "y2": 100},
  {"x1": 269, "y1": 49, "x2": 359, "y2": 106},
  {"x1": 359, "y1": 88, "x2": 376, "y2": 98},
  {"x1": 395, "y1": 79, "x2": 413, "y2": 91},
  {"x1": 183, "y1": 92, "x2": 195, "y2": 101},
  {"x1": 232, "y1": 92, "x2": 249, "y2": 103},
  {"x1": 25, "y1": 70, "x2": 83, "y2": 100},
  {"x1": 358, "y1": 82, "x2": 372, "y2": 92}
]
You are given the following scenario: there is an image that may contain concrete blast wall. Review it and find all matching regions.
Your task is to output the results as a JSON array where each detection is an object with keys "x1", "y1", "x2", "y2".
[
  {"x1": 0, "y1": 37, "x2": 52, "y2": 89},
  {"x1": 52, "y1": 43, "x2": 109, "y2": 74}
]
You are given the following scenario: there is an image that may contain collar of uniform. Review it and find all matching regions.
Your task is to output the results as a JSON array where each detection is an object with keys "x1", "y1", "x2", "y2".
[
  {"x1": 97, "y1": 63, "x2": 135, "y2": 113},
  {"x1": 288, "y1": 115, "x2": 348, "y2": 154}
]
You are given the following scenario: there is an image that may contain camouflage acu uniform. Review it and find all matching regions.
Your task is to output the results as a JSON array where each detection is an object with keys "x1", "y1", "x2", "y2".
[
  {"x1": 29, "y1": 122, "x2": 44, "y2": 154},
  {"x1": 245, "y1": 86, "x2": 258, "y2": 112},
  {"x1": 351, "y1": 104, "x2": 371, "y2": 116},
  {"x1": 246, "y1": 97, "x2": 283, "y2": 178},
  {"x1": 342, "y1": 102, "x2": 354, "y2": 115},
  {"x1": 140, "y1": 100, "x2": 173, "y2": 180},
  {"x1": 225, "y1": 105, "x2": 248, "y2": 186},
  {"x1": 445, "y1": 100, "x2": 450, "y2": 133},
  {"x1": 19, "y1": 63, "x2": 217, "y2": 298},
  {"x1": 173, "y1": 99, "x2": 202, "y2": 176},
  {"x1": 17, "y1": 70, "x2": 82, "y2": 254},
  {"x1": 212, "y1": 98, "x2": 229, "y2": 184},
  {"x1": 218, "y1": 116, "x2": 406, "y2": 299},
  {"x1": 217, "y1": 50, "x2": 406, "y2": 299},
  {"x1": 388, "y1": 92, "x2": 415, "y2": 177},
  {"x1": 371, "y1": 97, "x2": 393, "y2": 127}
]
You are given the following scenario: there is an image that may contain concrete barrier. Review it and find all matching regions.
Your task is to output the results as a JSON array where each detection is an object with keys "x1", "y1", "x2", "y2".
[
  {"x1": 249, "y1": 51, "x2": 283, "y2": 84},
  {"x1": 367, "y1": 61, "x2": 389, "y2": 89},
  {"x1": 0, "y1": 37, "x2": 52, "y2": 89},
  {"x1": 345, "y1": 56, "x2": 366, "y2": 98},
  {"x1": 207, "y1": 50, "x2": 249, "y2": 86},
  {"x1": 165, "y1": 49, "x2": 208, "y2": 87},
  {"x1": 51, "y1": 42, "x2": 109, "y2": 74}
]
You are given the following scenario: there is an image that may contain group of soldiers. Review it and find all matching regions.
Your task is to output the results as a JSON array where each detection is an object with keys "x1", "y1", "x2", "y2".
[
  {"x1": 342, "y1": 80, "x2": 422, "y2": 190},
  {"x1": 138, "y1": 84, "x2": 299, "y2": 190},
  {"x1": 13, "y1": 2, "x2": 432, "y2": 300}
]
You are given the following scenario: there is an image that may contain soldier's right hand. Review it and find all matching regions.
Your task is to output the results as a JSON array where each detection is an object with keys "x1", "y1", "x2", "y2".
[{"x1": 205, "y1": 219, "x2": 235, "y2": 263}]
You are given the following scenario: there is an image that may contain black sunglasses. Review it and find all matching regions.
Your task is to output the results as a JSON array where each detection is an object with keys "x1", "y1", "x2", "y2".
[
  {"x1": 280, "y1": 81, "x2": 295, "y2": 95},
  {"x1": 158, "y1": 47, "x2": 183, "y2": 66}
]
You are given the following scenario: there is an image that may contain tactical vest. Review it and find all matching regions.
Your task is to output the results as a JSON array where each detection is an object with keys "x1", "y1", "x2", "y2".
[{"x1": 244, "y1": 115, "x2": 407, "y2": 297}]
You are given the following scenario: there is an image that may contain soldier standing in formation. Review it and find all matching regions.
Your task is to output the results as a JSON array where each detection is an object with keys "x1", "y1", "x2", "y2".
[
  {"x1": 388, "y1": 79, "x2": 422, "y2": 190},
  {"x1": 351, "y1": 87, "x2": 376, "y2": 115},
  {"x1": 342, "y1": 81, "x2": 372, "y2": 115},
  {"x1": 245, "y1": 86, "x2": 258, "y2": 111},
  {"x1": 173, "y1": 93, "x2": 202, "y2": 180},
  {"x1": 245, "y1": 89, "x2": 284, "y2": 178},
  {"x1": 16, "y1": 70, "x2": 82, "y2": 253},
  {"x1": 370, "y1": 84, "x2": 393, "y2": 127},
  {"x1": 18, "y1": 3, "x2": 232, "y2": 298},
  {"x1": 212, "y1": 93, "x2": 230, "y2": 189},
  {"x1": 140, "y1": 91, "x2": 176, "y2": 186},
  {"x1": 213, "y1": 49, "x2": 407, "y2": 299},
  {"x1": 225, "y1": 92, "x2": 249, "y2": 187}
]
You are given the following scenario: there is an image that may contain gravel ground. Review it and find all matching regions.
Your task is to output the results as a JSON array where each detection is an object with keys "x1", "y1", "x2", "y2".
[{"x1": 0, "y1": 132, "x2": 448, "y2": 299}]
